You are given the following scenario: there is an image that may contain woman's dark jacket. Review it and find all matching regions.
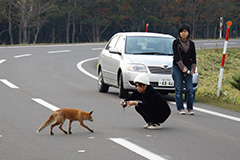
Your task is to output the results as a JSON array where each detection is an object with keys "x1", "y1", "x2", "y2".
[
  {"x1": 125, "y1": 85, "x2": 171, "y2": 123},
  {"x1": 172, "y1": 38, "x2": 196, "y2": 67}
]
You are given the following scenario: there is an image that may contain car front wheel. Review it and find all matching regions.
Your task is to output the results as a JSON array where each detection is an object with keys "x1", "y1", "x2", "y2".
[
  {"x1": 98, "y1": 70, "x2": 109, "y2": 93},
  {"x1": 118, "y1": 73, "x2": 129, "y2": 98}
]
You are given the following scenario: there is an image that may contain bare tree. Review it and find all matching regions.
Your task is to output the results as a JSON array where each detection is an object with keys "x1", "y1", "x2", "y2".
[
  {"x1": 30, "y1": 0, "x2": 57, "y2": 43},
  {"x1": 15, "y1": 0, "x2": 29, "y2": 43},
  {"x1": 84, "y1": 0, "x2": 114, "y2": 42},
  {"x1": 11, "y1": 0, "x2": 56, "y2": 44},
  {"x1": 0, "y1": 0, "x2": 15, "y2": 44}
]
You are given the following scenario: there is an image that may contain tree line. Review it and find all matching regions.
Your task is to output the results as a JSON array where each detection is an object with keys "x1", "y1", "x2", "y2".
[{"x1": 0, "y1": 0, "x2": 239, "y2": 45}]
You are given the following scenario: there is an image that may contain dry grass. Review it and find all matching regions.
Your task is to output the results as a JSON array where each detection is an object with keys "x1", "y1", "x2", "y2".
[{"x1": 195, "y1": 47, "x2": 240, "y2": 111}]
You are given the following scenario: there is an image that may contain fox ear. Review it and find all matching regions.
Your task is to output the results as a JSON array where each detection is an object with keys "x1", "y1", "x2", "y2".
[{"x1": 90, "y1": 111, "x2": 93, "y2": 115}]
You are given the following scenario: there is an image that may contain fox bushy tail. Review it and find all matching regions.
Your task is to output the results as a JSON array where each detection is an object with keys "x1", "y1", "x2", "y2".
[{"x1": 37, "y1": 113, "x2": 56, "y2": 132}]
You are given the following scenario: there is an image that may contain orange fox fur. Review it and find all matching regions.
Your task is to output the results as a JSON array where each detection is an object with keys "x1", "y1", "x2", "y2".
[{"x1": 37, "y1": 108, "x2": 94, "y2": 135}]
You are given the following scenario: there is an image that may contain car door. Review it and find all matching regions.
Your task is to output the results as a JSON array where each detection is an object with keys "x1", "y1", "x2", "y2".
[
  {"x1": 101, "y1": 35, "x2": 120, "y2": 85},
  {"x1": 109, "y1": 35, "x2": 125, "y2": 85}
]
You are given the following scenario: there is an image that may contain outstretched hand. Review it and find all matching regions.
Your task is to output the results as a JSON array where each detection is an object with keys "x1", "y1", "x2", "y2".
[{"x1": 120, "y1": 100, "x2": 138, "y2": 107}]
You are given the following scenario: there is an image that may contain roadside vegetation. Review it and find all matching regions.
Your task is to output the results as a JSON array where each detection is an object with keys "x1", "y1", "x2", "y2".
[{"x1": 195, "y1": 47, "x2": 240, "y2": 112}]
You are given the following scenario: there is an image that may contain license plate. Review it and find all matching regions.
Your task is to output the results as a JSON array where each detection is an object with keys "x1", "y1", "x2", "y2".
[{"x1": 158, "y1": 79, "x2": 174, "y2": 87}]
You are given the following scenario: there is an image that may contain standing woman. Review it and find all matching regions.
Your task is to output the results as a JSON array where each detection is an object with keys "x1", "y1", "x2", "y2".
[{"x1": 172, "y1": 23, "x2": 197, "y2": 115}]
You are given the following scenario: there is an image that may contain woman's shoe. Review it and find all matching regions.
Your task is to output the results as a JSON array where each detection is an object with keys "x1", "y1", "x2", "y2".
[
  {"x1": 143, "y1": 123, "x2": 151, "y2": 129},
  {"x1": 147, "y1": 124, "x2": 162, "y2": 130},
  {"x1": 188, "y1": 110, "x2": 195, "y2": 115},
  {"x1": 178, "y1": 110, "x2": 186, "y2": 115}
]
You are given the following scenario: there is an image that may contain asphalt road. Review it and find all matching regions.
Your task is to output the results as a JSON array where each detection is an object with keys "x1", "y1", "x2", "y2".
[{"x1": 0, "y1": 40, "x2": 240, "y2": 160}]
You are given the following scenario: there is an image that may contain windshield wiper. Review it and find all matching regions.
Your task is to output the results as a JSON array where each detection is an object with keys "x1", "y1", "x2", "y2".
[
  {"x1": 132, "y1": 52, "x2": 158, "y2": 55},
  {"x1": 154, "y1": 52, "x2": 173, "y2": 56},
  {"x1": 134, "y1": 52, "x2": 171, "y2": 55}
]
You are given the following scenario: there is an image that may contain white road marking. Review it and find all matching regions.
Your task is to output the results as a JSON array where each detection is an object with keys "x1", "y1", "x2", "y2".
[
  {"x1": 48, "y1": 50, "x2": 71, "y2": 54},
  {"x1": 77, "y1": 57, "x2": 240, "y2": 123},
  {"x1": 76, "y1": 57, "x2": 98, "y2": 80},
  {"x1": 169, "y1": 102, "x2": 240, "y2": 122},
  {"x1": 78, "y1": 150, "x2": 86, "y2": 153},
  {"x1": 91, "y1": 48, "x2": 103, "y2": 50},
  {"x1": 32, "y1": 98, "x2": 59, "y2": 111},
  {"x1": 14, "y1": 54, "x2": 31, "y2": 58},
  {"x1": 0, "y1": 79, "x2": 19, "y2": 89},
  {"x1": 110, "y1": 138, "x2": 168, "y2": 160},
  {"x1": 0, "y1": 59, "x2": 6, "y2": 64}
]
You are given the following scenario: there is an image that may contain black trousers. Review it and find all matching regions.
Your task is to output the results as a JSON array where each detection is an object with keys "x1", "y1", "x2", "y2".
[{"x1": 135, "y1": 106, "x2": 159, "y2": 124}]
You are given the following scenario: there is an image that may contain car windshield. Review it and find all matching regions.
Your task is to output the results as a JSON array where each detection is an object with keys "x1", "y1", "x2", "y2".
[{"x1": 125, "y1": 36, "x2": 174, "y2": 55}]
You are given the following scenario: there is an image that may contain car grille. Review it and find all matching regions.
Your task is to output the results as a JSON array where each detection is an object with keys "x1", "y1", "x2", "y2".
[{"x1": 148, "y1": 66, "x2": 172, "y2": 74}]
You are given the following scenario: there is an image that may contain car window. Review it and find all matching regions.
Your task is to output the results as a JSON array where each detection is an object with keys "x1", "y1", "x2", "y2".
[
  {"x1": 125, "y1": 36, "x2": 174, "y2": 55},
  {"x1": 115, "y1": 36, "x2": 124, "y2": 52},
  {"x1": 106, "y1": 36, "x2": 120, "y2": 50}
]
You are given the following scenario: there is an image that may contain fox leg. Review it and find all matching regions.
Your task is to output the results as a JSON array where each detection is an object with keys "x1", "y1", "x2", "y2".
[
  {"x1": 68, "y1": 120, "x2": 73, "y2": 134},
  {"x1": 50, "y1": 116, "x2": 65, "y2": 135},
  {"x1": 50, "y1": 121, "x2": 60, "y2": 135},
  {"x1": 80, "y1": 122, "x2": 94, "y2": 133},
  {"x1": 59, "y1": 120, "x2": 68, "y2": 134}
]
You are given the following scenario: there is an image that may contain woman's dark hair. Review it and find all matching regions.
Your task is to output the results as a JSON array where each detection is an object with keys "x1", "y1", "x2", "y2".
[
  {"x1": 178, "y1": 23, "x2": 191, "y2": 39},
  {"x1": 135, "y1": 82, "x2": 145, "y2": 87}
]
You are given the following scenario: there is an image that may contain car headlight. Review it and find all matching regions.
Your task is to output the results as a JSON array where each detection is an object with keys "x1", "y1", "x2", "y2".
[{"x1": 127, "y1": 64, "x2": 147, "y2": 72}]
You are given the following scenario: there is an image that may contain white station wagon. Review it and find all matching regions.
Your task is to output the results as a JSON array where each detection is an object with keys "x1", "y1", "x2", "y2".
[{"x1": 97, "y1": 32, "x2": 198, "y2": 98}]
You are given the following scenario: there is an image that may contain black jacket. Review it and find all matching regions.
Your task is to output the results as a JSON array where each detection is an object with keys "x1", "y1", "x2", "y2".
[
  {"x1": 172, "y1": 38, "x2": 196, "y2": 66},
  {"x1": 125, "y1": 85, "x2": 171, "y2": 123}
]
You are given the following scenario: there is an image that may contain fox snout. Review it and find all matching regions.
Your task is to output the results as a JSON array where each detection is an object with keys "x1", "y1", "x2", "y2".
[{"x1": 89, "y1": 119, "x2": 94, "y2": 122}]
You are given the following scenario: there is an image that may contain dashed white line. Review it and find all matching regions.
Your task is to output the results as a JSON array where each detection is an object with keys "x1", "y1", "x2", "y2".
[
  {"x1": 91, "y1": 48, "x2": 103, "y2": 50},
  {"x1": 110, "y1": 138, "x2": 168, "y2": 160},
  {"x1": 48, "y1": 50, "x2": 71, "y2": 54},
  {"x1": 0, "y1": 59, "x2": 6, "y2": 64},
  {"x1": 14, "y1": 54, "x2": 32, "y2": 58},
  {"x1": 0, "y1": 79, "x2": 19, "y2": 89},
  {"x1": 32, "y1": 98, "x2": 59, "y2": 111}
]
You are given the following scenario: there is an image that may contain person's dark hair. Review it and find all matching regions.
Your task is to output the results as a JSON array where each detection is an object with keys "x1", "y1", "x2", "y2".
[
  {"x1": 178, "y1": 23, "x2": 191, "y2": 39},
  {"x1": 135, "y1": 82, "x2": 145, "y2": 87}
]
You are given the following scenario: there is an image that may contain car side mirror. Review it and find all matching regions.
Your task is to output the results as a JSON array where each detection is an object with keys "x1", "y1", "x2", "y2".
[{"x1": 109, "y1": 47, "x2": 121, "y2": 55}]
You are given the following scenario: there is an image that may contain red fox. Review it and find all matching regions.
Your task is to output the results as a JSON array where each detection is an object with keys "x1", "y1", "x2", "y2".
[{"x1": 37, "y1": 108, "x2": 94, "y2": 135}]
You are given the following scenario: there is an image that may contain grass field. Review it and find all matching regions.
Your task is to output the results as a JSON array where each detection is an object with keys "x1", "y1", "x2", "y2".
[{"x1": 195, "y1": 47, "x2": 240, "y2": 112}]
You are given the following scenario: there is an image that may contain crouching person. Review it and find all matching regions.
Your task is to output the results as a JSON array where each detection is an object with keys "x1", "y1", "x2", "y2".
[{"x1": 120, "y1": 73, "x2": 171, "y2": 129}]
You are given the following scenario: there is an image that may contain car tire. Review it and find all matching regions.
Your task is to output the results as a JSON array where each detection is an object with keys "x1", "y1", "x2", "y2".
[
  {"x1": 98, "y1": 70, "x2": 109, "y2": 93},
  {"x1": 119, "y1": 73, "x2": 129, "y2": 98}
]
